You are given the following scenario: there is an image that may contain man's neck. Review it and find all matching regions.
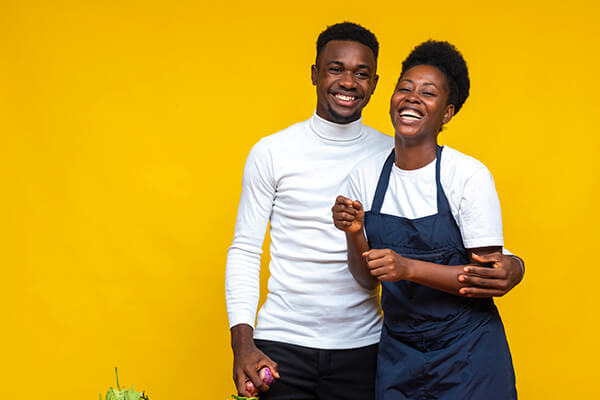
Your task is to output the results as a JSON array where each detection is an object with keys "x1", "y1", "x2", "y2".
[{"x1": 310, "y1": 111, "x2": 364, "y2": 142}]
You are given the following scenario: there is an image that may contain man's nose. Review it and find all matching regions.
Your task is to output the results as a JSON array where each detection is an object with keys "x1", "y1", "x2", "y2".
[{"x1": 339, "y1": 71, "x2": 357, "y2": 89}]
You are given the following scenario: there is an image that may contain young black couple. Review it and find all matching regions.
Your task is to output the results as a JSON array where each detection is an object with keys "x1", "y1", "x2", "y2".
[{"x1": 226, "y1": 22, "x2": 521, "y2": 400}]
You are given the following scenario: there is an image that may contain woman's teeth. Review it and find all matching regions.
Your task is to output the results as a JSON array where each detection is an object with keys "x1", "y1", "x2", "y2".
[{"x1": 399, "y1": 109, "x2": 422, "y2": 119}]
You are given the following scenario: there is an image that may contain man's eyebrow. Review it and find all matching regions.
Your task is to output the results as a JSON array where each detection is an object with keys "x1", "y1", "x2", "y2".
[{"x1": 327, "y1": 61, "x2": 373, "y2": 72}]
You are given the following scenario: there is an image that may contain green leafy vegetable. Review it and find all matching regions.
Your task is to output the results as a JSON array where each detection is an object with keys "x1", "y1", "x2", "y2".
[{"x1": 102, "y1": 367, "x2": 148, "y2": 400}]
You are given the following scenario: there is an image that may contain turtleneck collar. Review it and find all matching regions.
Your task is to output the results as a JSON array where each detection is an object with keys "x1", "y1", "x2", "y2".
[{"x1": 309, "y1": 111, "x2": 365, "y2": 142}]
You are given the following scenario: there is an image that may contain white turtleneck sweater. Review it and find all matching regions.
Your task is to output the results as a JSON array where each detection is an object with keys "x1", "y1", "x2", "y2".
[{"x1": 225, "y1": 112, "x2": 393, "y2": 349}]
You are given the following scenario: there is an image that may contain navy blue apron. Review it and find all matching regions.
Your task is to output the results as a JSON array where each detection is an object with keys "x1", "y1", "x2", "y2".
[{"x1": 364, "y1": 146, "x2": 516, "y2": 400}]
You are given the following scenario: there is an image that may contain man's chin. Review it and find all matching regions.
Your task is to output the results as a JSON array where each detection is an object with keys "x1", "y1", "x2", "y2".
[{"x1": 327, "y1": 106, "x2": 361, "y2": 124}]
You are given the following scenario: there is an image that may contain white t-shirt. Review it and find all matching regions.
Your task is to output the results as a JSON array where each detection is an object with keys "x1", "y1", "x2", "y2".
[
  {"x1": 345, "y1": 146, "x2": 503, "y2": 250},
  {"x1": 225, "y1": 112, "x2": 393, "y2": 349}
]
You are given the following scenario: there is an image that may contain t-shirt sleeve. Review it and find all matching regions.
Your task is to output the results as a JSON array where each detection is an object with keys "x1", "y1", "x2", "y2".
[
  {"x1": 225, "y1": 139, "x2": 275, "y2": 329},
  {"x1": 344, "y1": 166, "x2": 367, "y2": 208},
  {"x1": 457, "y1": 166, "x2": 504, "y2": 249}
]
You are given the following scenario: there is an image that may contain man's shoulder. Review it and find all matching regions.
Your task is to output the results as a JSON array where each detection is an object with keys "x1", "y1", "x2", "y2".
[
  {"x1": 362, "y1": 124, "x2": 393, "y2": 145},
  {"x1": 256, "y1": 118, "x2": 309, "y2": 146},
  {"x1": 245, "y1": 119, "x2": 309, "y2": 162}
]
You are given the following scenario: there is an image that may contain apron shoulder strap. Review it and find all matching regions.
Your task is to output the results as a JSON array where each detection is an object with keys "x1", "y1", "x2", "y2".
[
  {"x1": 436, "y1": 145, "x2": 451, "y2": 215},
  {"x1": 371, "y1": 149, "x2": 395, "y2": 213}
]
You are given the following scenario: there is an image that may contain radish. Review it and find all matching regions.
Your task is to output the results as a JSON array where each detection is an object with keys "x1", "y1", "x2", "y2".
[{"x1": 244, "y1": 367, "x2": 275, "y2": 397}]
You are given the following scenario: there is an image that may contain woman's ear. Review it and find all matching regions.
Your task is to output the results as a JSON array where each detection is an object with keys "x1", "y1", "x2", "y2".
[{"x1": 442, "y1": 104, "x2": 455, "y2": 125}]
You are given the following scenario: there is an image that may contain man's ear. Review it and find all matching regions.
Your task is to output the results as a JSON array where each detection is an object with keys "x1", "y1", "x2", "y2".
[
  {"x1": 311, "y1": 64, "x2": 318, "y2": 86},
  {"x1": 371, "y1": 74, "x2": 379, "y2": 95}
]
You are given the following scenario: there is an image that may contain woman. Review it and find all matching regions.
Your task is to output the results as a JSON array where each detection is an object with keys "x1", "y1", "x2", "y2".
[{"x1": 332, "y1": 41, "x2": 517, "y2": 399}]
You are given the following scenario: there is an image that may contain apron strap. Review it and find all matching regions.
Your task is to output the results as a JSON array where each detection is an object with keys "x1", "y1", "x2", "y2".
[
  {"x1": 435, "y1": 145, "x2": 450, "y2": 215},
  {"x1": 372, "y1": 146, "x2": 450, "y2": 215},
  {"x1": 371, "y1": 149, "x2": 395, "y2": 213}
]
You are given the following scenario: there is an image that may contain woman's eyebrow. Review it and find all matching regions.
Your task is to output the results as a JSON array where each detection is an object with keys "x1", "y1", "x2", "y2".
[{"x1": 398, "y1": 79, "x2": 438, "y2": 89}]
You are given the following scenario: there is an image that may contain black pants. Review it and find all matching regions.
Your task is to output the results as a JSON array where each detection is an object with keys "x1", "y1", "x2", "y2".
[{"x1": 255, "y1": 339, "x2": 378, "y2": 400}]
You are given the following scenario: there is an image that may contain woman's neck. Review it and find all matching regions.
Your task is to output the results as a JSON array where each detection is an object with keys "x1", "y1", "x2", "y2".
[{"x1": 394, "y1": 136, "x2": 438, "y2": 170}]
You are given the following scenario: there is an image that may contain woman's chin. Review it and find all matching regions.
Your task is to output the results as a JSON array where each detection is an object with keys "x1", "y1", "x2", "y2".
[{"x1": 394, "y1": 128, "x2": 421, "y2": 139}]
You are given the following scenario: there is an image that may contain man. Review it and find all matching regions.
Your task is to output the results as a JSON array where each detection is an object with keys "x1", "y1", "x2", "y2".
[{"x1": 225, "y1": 22, "x2": 524, "y2": 400}]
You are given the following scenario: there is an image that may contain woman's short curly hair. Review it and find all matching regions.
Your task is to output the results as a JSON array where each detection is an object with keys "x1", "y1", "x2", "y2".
[{"x1": 400, "y1": 40, "x2": 470, "y2": 114}]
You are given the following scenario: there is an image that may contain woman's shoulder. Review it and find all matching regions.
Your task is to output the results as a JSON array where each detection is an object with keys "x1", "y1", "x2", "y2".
[
  {"x1": 441, "y1": 146, "x2": 491, "y2": 179},
  {"x1": 352, "y1": 146, "x2": 393, "y2": 178}
]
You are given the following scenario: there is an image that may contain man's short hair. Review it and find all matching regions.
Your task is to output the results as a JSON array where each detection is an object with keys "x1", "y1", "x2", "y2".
[
  {"x1": 400, "y1": 40, "x2": 470, "y2": 114},
  {"x1": 316, "y1": 22, "x2": 379, "y2": 64}
]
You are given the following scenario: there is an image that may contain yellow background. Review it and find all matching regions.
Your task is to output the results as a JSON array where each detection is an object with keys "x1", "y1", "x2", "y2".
[{"x1": 1, "y1": 0, "x2": 598, "y2": 398}]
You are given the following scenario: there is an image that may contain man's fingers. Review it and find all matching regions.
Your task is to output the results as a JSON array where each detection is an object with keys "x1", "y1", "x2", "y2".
[
  {"x1": 245, "y1": 367, "x2": 267, "y2": 393},
  {"x1": 261, "y1": 357, "x2": 280, "y2": 379},
  {"x1": 459, "y1": 274, "x2": 509, "y2": 291},
  {"x1": 471, "y1": 252, "x2": 501, "y2": 265},
  {"x1": 463, "y1": 265, "x2": 507, "y2": 279},
  {"x1": 458, "y1": 286, "x2": 505, "y2": 298},
  {"x1": 267, "y1": 363, "x2": 280, "y2": 379},
  {"x1": 234, "y1": 370, "x2": 252, "y2": 396}
]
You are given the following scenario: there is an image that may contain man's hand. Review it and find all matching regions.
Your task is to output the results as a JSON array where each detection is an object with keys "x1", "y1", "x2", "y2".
[
  {"x1": 363, "y1": 248, "x2": 410, "y2": 282},
  {"x1": 231, "y1": 324, "x2": 279, "y2": 397},
  {"x1": 458, "y1": 253, "x2": 524, "y2": 297},
  {"x1": 332, "y1": 196, "x2": 364, "y2": 233}
]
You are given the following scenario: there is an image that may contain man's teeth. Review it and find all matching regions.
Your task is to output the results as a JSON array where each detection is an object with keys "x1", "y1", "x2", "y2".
[
  {"x1": 399, "y1": 109, "x2": 423, "y2": 119},
  {"x1": 335, "y1": 94, "x2": 356, "y2": 101}
]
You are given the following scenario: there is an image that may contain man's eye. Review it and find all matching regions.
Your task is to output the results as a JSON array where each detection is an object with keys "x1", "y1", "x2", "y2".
[
  {"x1": 329, "y1": 68, "x2": 342, "y2": 73},
  {"x1": 423, "y1": 92, "x2": 435, "y2": 97},
  {"x1": 356, "y1": 72, "x2": 369, "y2": 78},
  {"x1": 397, "y1": 88, "x2": 410, "y2": 92}
]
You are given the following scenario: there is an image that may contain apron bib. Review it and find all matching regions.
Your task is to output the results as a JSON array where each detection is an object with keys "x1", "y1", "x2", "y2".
[{"x1": 364, "y1": 146, "x2": 516, "y2": 400}]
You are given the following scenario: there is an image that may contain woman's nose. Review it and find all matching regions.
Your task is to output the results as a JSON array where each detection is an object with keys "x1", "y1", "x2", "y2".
[{"x1": 404, "y1": 93, "x2": 420, "y2": 103}]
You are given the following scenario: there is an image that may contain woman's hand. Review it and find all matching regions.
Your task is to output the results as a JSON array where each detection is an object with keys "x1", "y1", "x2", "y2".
[
  {"x1": 332, "y1": 195, "x2": 364, "y2": 233},
  {"x1": 363, "y1": 248, "x2": 412, "y2": 282}
]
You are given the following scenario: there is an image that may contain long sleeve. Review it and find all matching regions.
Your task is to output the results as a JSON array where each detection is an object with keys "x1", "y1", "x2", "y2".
[{"x1": 225, "y1": 139, "x2": 276, "y2": 328}]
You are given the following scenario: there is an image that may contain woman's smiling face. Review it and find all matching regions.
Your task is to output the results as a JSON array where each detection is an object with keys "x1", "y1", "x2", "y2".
[{"x1": 390, "y1": 64, "x2": 455, "y2": 142}]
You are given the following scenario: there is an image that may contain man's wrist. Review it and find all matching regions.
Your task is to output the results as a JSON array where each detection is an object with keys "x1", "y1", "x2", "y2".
[
  {"x1": 511, "y1": 255, "x2": 525, "y2": 283},
  {"x1": 231, "y1": 323, "x2": 255, "y2": 351}
]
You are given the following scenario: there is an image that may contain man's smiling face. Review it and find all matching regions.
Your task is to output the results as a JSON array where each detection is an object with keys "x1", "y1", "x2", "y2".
[{"x1": 311, "y1": 40, "x2": 378, "y2": 124}]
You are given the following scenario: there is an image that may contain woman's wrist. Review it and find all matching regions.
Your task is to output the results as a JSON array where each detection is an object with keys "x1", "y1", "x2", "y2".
[{"x1": 404, "y1": 256, "x2": 418, "y2": 281}]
